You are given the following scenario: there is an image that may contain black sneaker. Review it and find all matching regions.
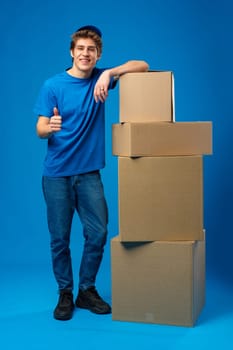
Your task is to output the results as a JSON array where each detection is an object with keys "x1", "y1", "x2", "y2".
[
  {"x1": 53, "y1": 289, "x2": 74, "y2": 320},
  {"x1": 75, "y1": 286, "x2": 111, "y2": 314}
]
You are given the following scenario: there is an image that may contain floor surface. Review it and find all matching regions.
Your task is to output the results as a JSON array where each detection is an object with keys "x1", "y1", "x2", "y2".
[{"x1": 1, "y1": 264, "x2": 232, "y2": 350}]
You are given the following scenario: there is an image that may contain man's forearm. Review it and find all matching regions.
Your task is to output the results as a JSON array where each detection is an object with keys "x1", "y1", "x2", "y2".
[
  {"x1": 36, "y1": 116, "x2": 53, "y2": 139},
  {"x1": 108, "y1": 60, "x2": 149, "y2": 79}
]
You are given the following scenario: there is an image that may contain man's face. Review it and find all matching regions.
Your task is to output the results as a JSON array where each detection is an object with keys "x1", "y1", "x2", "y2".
[{"x1": 71, "y1": 37, "x2": 100, "y2": 77}]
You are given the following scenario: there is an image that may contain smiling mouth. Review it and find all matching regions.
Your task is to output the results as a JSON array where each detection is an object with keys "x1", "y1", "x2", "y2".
[{"x1": 80, "y1": 59, "x2": 90, "y2": 64}]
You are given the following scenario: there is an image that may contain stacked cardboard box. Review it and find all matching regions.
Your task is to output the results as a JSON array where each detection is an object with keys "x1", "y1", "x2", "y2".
[{"x1": 111, "y1": 71, "x2": 212, "y2": 327}]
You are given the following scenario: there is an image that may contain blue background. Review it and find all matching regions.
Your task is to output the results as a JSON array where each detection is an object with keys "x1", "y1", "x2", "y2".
[{"x1": 1, "y1": 0, "x2": 232, "y2": 287}]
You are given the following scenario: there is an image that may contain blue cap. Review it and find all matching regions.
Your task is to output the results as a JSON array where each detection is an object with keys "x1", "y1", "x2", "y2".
[{"x1": 76, "y1": 25, "x2": 102, "y2": 38}]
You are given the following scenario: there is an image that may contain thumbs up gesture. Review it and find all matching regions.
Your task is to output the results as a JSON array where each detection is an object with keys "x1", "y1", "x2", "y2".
[{"x1": 49, "y1": 107, "x2": 62, "y2": 133}]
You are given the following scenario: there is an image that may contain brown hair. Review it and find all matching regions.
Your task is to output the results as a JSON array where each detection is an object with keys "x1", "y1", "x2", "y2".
[{"x1": 70, "y1": 29, "x2": 103, "y2": 56}]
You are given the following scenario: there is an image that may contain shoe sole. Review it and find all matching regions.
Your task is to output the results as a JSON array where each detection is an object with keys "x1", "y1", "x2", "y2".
[
  {"x1": 54, "y1": 317, "x2": 73, "y2": 320},
  {"x1": 75, "y1": 301, "x2": 111, "y2": 314},
  {"x1": 54, "y1": 313, "x2": 73, "y2": 320},
  {"x1": 53, "y1": 308, "x2": 74, "y2": 321}
]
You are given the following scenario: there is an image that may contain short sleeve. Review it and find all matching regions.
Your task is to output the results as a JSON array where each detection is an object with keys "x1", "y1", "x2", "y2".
[
  {"x1": 109, "y1": 75, "x2": 118, "y2": 90},
  {"x1": 34, "y1": 80, "x2": 57, "y2": 118}
]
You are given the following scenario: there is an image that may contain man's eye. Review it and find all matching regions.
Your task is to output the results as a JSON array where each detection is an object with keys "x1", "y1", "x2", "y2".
[{"x1": 75, "y1": 46, "x2": 96, "y2": 52}]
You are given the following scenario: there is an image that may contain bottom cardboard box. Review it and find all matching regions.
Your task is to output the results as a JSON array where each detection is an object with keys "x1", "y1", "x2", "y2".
[{"x1": 111, "y1": 235, "x2": 205, "y2": 327}]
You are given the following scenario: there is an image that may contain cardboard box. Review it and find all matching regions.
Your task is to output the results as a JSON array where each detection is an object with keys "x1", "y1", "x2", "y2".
[
  {"x1": 119, "y1": 71, "x2": 175, "y2": 122},
  {"x1": 111, "y1": 235, "x2": 205, "y2": 327},
  {"x1": 112, "y1": 121, "x2": 212, "y2": 156},
  {"x1": 118, "y1": 156, "x2": 204, "y2": 241}
]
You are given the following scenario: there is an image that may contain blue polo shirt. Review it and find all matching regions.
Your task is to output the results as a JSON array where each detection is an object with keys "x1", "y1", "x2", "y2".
[{"x1": 34, "y1": 68, "x2": 117, "y2": 177}]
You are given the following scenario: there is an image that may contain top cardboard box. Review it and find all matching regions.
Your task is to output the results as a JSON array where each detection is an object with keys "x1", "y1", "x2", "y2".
[{"x1": 119, "y1": 71, "x2": 174, "y2": 122}]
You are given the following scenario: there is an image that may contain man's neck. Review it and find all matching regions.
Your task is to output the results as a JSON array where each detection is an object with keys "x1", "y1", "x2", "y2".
[{"x1": 67, "y1": 66, "x2": 94, "y2": 79}]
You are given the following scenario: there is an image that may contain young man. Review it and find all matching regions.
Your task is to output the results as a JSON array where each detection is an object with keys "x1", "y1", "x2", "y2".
[{"x1": 34, "y1": 25, "x2": 149, "y2": 321}]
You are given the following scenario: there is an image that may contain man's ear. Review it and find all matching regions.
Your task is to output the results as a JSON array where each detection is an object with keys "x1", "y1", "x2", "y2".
[{"x1": 70, "y1": 49, "x2": 74, "y2": 58}]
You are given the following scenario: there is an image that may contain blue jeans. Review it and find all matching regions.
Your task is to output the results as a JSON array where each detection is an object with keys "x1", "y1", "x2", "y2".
[{"x1": 42, "y1": 171, "x2": 108, "y2": 291}]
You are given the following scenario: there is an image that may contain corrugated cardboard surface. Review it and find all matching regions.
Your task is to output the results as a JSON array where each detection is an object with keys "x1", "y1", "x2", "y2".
[
  {"x1": 112, "y1": 121, "x2": 212, "y2": 156},
  {"x1": 118, "y1": 156, "x2": 204, "y2": 241},
  {"x1": 111, "y1": 236, "x2": 205, "y2": 326},
  {"x1": 119, "y1": 71, "x2": 174, "y2": 122}
]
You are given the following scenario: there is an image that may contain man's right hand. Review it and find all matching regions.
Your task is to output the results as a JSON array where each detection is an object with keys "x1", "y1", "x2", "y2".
[
  {"x1": 49, "y1": 107, "x2": 62, "y2": 132},
  {"x1": 36, "y1": 107, "x2": 62, "y2": 139}
]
